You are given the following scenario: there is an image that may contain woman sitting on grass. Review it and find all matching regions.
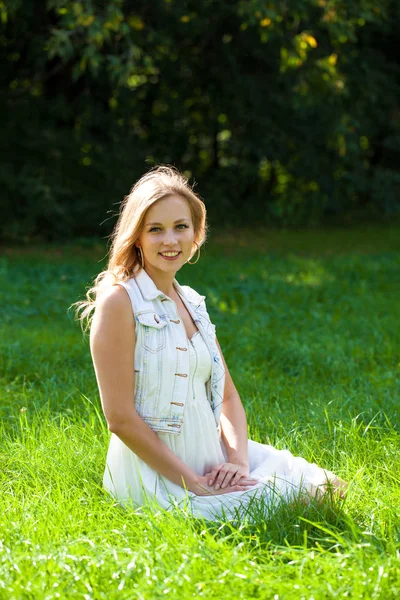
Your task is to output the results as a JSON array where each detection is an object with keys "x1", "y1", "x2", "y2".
[{"x1": 73, "y1": 165, "x2": 346, "y2": 522}]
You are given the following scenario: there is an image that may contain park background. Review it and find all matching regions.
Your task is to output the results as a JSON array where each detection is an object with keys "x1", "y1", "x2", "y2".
[
  {"x1": 2, "y1": 0, "x2": 400, "y2": 240},
  {"x1": 1, "y1": 1, "x2": 400, "y2": 598}
]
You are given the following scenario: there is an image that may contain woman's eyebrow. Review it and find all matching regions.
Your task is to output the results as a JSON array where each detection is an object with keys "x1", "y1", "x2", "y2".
[{"x1": 145, "y1": 218, "x2": 190, "y2": 226}]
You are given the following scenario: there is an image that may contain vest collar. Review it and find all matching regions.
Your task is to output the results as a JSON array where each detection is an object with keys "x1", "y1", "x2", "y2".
[{"x1": 133, "y1": 267, "x2": 205, "y2": 306}]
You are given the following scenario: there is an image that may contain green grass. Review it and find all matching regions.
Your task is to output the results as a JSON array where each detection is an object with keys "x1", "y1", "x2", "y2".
[{"x1": 1, "y1": 224, "x2": 400, "y2": 599}]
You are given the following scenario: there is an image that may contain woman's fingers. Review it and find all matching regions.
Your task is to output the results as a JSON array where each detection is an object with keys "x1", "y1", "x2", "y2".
[
  {"x1": 236, "y1": 477, "x2": 258, "y2": 485},
  {"x1": 207, "y1": 464, "x2": 225, "y2": 486},
  {"x1": 214, "y1": 467, "x2": 237, "y2": 490},
  {"x1": 204, "y1": 472, "x2": 259, "y2": 492},
  {"x1": 231, "y1": 475, "x2": 258, "y2": 485},
  {"x1": 217, "y1": 481, "x2": 259, "y2": 494},
  {"x1": 215, "y1": 470, "x2": 234, "y2": 490},
  {"x1": 222, "y1": 476, "x2": 258, "y2": 489},
  {"x1": 232, "y1": 484, "x2": 257, "y2": 492},
  {"x1": 206, "y1": 463, "x2": 260, "y2": 489},
  {"x1": 208, "y1": 471, "x2": 223, "y2": 486},
  {"x1": 197, "y1": 479, "x2": 259, "y2": 496}
]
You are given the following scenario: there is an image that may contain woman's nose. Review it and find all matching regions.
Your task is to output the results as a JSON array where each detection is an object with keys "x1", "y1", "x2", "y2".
[{"x1": 164, "y1": 229, "x2": 178, "y2": 245}]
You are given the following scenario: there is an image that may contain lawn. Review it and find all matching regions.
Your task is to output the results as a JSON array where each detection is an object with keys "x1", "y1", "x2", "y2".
[{"x1": 1, "y1": 225, "x2": 400, "y2": 599}]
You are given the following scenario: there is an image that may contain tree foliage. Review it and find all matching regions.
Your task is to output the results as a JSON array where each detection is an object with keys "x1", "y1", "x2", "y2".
[{"x1": 1, "y1": 0, "x2": 400, "y2": 240}]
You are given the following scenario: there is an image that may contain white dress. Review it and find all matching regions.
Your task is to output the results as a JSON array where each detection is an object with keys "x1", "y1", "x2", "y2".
[{"x1": 103, "y1": 331, "x2": 337, "y2": 522}]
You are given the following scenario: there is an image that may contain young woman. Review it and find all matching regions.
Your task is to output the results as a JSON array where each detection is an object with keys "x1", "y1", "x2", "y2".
[{"x1": 74, "y1": 166, "x2": 346, "y2": 522}]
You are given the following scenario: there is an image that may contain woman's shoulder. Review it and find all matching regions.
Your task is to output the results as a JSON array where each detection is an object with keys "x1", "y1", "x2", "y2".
[
  {"x1": 96, "y1": 283, "x2": 133, "y2": 317},
  {"x1": 90, "y1": 284, "x2": 135, "y2": 341}
]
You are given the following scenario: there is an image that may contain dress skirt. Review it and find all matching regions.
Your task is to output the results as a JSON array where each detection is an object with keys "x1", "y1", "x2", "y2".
[{"x1": 103, "y1": 331, "x2": 337, "y2": 522}]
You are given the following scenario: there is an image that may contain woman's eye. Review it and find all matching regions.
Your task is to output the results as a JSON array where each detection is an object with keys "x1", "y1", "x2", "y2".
[{"x1": 149, "y1": 224, "x2": 188, "y2": 232}]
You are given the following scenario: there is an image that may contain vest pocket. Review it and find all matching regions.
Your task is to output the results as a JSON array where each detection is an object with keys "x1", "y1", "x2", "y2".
[{"x1": 136, "y1": 312, "x2": 168, "y2": 353}]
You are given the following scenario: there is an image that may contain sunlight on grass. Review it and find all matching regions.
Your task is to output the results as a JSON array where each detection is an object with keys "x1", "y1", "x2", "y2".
[{"x1": 0, "y1": 227, "x2": 399, "y2": 598}]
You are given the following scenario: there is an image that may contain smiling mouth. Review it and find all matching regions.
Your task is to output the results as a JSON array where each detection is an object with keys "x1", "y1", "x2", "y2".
[{"x1": 159, "y1": 251, "x2": 181, "y2": 258}]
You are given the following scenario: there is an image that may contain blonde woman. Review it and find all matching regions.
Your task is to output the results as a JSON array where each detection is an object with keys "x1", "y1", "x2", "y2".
[{"x1": 73, "y1": 166, "x2": 346, "y2": 521}]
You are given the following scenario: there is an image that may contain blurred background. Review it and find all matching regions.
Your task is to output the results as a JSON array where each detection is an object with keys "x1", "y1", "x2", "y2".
[{"x1": 1, "y1": 0, "x2": 400, "y2": 243}]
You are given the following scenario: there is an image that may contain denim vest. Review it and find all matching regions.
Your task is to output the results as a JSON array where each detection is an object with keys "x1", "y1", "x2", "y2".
[{"x1": 117, "y1": 268, "x2": 225, "y2": 436}]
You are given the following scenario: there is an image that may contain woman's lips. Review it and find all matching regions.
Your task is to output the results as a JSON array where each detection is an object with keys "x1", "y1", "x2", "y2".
[{"x1": 159, "y1": 251, "x2": 182, "y2": 261}]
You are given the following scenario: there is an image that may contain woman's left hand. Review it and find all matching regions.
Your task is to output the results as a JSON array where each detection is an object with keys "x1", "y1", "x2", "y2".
[{"x1": 205, "y1": 462, "x2": 258, "y2": 490}]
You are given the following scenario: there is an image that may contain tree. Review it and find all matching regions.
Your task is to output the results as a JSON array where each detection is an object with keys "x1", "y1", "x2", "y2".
[{"x1": 1, "y1": 0, "x2": 399, "y2": 240}]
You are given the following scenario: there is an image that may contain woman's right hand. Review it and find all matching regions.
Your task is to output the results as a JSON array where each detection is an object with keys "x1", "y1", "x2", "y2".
[{"x1": 189, "y1": 474, "x2": 259, "y2": 496}]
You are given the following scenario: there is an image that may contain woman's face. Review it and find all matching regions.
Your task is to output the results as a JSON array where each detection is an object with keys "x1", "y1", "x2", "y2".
[{"x1": 135, "y1": 194, "x2": 196, "y2": 274}]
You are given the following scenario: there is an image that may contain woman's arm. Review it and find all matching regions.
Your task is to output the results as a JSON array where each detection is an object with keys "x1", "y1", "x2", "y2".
[
  {"x1": 90, "y1": 285, "x2": 199, "y2": 492},
  {"x1": 216, "y1": 338, "x2": 250, "y2": 468}
]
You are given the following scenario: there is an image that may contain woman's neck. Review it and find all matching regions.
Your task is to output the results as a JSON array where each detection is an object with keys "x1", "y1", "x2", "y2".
[{"x1": 143, "y1": 266, "x2": 177, "y2": 298}]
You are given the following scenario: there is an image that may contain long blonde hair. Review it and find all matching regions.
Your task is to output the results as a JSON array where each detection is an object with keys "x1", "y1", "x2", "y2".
[{"x1": 70, "y1": 165, "x2": 208, "y2": 333}]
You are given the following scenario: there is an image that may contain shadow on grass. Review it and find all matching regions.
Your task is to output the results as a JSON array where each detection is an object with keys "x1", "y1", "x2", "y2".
[{"x1": 104, "y1": 482, "x2": 375, "y2": 559}]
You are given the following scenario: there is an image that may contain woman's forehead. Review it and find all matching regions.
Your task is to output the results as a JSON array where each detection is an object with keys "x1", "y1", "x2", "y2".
[{"x1": 145, "y1": 195, "x2": 192, "y2": 222}]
